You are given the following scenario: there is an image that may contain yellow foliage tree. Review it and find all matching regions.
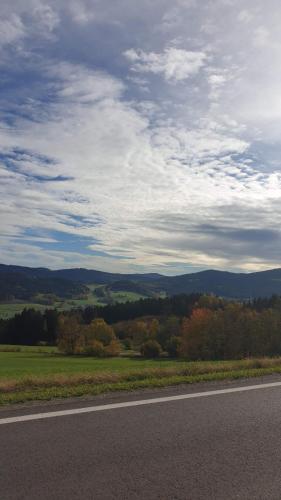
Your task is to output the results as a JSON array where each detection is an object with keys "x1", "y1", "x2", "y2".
[
  {"x1": 57, "y1": 315, "x2": 84, "y2": 354},
  {"x1": 84, "y1": 318, "x2": 115, "y2": 346}
]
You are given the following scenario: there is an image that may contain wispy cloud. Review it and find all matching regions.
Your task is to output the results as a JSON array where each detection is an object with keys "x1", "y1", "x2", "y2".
[
  {"x1": 124, "y1": 47, "x2": 207, "y2": 82},
  {"x1": 68, "y1": 1, "x2": 95, "y2": 24},
  {"x1": 0, "y1": 14, "x2": 25, "y2": 48}
]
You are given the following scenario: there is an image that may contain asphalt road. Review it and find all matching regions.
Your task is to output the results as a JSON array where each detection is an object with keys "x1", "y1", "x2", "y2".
[{"x1": 2, "y1": 376, "x2": 281, "y2": 500}]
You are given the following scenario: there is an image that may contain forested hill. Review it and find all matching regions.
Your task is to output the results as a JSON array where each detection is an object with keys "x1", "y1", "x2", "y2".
[
  {"x1": 0, "y1": 264, "x2": 161, "y2": 285},
  {"x1": 1, "y1": 264, "x2": 281, "y2": 300},
  {"x1": 153, "y1": 269, "x2": 281, "y2": 298},
  {"x1": 0, "y1": 270, "x2": 88, "y2": 301}
]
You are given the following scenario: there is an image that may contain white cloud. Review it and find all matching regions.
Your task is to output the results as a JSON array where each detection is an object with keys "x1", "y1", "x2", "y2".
[
  {"x1": 68, "y1": 1, "x2": 95, "y2": 24},
  {"x1": 0, "y1": 2, "x2": 60, "y2": 57},
  {"x1": 2, "y1": 0, "x2": 281, "y2": 273},
  {"x1": 253, "y1": 26, "x2": 270, "y2": 47},
  {"x1": 33, "y1": 3, "x2": 60, "y2": 34},
  {"x1": 124, "y1": 47, "x2": 207, "y2": 82},
  {"x1": 48, "y1": 62, "x2": 124, "y2": 103},
  {"x1": 0, "y1": 14, "x2": 25, "y2": 47},
  {"x1": 237, "y1": 9, "x2": 254, "y2": 23},
  {"x1": 2, "y1": 59, "x2": 281, "y2": 273},
  {"x1": 208, "y1": 74, "x2": 227, "y2": 87}
]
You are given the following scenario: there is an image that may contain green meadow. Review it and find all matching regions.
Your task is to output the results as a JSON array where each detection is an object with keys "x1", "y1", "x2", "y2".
[
  {"x1": 1, "y1": 346, "x2": 281, "y2": 405},
  {"x1": 0, "y1": 348, "x2": 184, "y2": 379},
  {"x1": 0, "y1": 286, "x2": 146, "y2": 319}
]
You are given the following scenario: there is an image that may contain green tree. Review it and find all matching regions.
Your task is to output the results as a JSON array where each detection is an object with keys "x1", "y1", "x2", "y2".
[{"x1": 166, "y1": 336, "x2": 181, "y2": 357}]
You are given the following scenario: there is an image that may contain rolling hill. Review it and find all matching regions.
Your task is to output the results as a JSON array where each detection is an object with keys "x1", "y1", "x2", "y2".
[{"x1": 1, "y1": 264, "x2": 281, "y2": 304}]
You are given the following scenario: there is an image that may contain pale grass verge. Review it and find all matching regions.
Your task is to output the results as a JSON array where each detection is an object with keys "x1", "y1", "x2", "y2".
[{"x1": 1, "y1": 357, "x2": 281, "y2": 394}]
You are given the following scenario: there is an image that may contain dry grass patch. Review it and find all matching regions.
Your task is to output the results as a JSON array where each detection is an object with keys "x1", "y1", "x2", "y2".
[{"x1": 2, "y1": 357, "x2": 281, "y2": 395}]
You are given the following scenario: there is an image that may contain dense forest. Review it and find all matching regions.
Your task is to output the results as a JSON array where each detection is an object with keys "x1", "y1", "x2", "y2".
[
  {"x1": 2, "y1": 294, "x2": 281, "y2": 360},
  {"x1": 0, "y1": 270, "x2": 88, "y2": 302},
  {"x1": 0, "y1": 294, "x2": 199, "y2": 346}
]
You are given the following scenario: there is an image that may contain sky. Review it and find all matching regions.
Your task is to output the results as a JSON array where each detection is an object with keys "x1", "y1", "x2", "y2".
[{"x1": 1, "y1": 0, "x2": 281, "y2": 274}]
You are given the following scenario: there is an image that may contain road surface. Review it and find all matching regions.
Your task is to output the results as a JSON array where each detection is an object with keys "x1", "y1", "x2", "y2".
[{"x1": 1, "y1": 376, "x2": 281, "y2": 499}]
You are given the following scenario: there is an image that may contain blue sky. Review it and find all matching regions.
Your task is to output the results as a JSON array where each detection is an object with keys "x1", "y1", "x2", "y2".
[{"x1": 1, "y1": 0, "x2": 281, "y2": 274}]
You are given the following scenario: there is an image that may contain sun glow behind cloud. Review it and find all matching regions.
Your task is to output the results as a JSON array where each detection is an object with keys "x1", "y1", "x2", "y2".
[{"x1": 1, "y1": 0, "x2": 281, "y2": 273}]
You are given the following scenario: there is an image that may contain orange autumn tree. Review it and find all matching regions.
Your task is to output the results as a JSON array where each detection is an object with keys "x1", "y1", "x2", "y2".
[
  {"x1": 180, "y1": 304, "x2": 279, "y2": 360},
  {"x1": 180, "y1": 308, "x2": 224, "y2": 360}
]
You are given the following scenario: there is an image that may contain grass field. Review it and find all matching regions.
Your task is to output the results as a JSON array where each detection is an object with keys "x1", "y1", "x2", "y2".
[
  {"x1": 2, "y1": 346, "x2": 281, "y2": 405},
  {"x1": 0, "y1": 349, "x2": 185, "y2": 379}
]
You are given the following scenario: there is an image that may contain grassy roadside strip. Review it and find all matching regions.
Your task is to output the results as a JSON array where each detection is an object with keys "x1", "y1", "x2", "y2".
[{"x1": 2, "y1": 358, "x2": 281, "y2": 405}]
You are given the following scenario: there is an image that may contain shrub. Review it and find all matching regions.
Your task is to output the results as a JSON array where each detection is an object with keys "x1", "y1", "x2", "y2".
[
  {"x1": 84, "y1": 340, "x2": 106, "y2": 357},
  {"x1": 140, "y1": 340, "x2": 161, "y2": 358}
]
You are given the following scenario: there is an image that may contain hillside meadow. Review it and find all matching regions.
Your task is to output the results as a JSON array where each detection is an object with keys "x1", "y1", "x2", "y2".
[
  {"x1": 2, "y1": 346, "x2": 281, "y2": 405},
  {"x1": 0, "y1": 289, "x2": 146, "y2": 319}
]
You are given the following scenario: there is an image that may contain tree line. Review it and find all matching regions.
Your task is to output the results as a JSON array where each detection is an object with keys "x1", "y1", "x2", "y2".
[
  {"x1": 0, "y1": 293, "x2": 200, "y2": 346},
  {"x1": 2, "y1": 293, "x2": 281, "y2": 359}
]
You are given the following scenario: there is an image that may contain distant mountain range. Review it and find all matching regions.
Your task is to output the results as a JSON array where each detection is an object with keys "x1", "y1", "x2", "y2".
[{"x1": 1, "y1": 263, "x2": 281, "y2": 302}]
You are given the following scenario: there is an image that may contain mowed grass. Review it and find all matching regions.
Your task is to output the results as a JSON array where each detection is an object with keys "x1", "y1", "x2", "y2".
[
  {"x1": 2, "y1": 347, "x2": 281, "y2": 405},
  {"x1": 0, "y1": 349, "x2": 185, "y2": 379}
]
